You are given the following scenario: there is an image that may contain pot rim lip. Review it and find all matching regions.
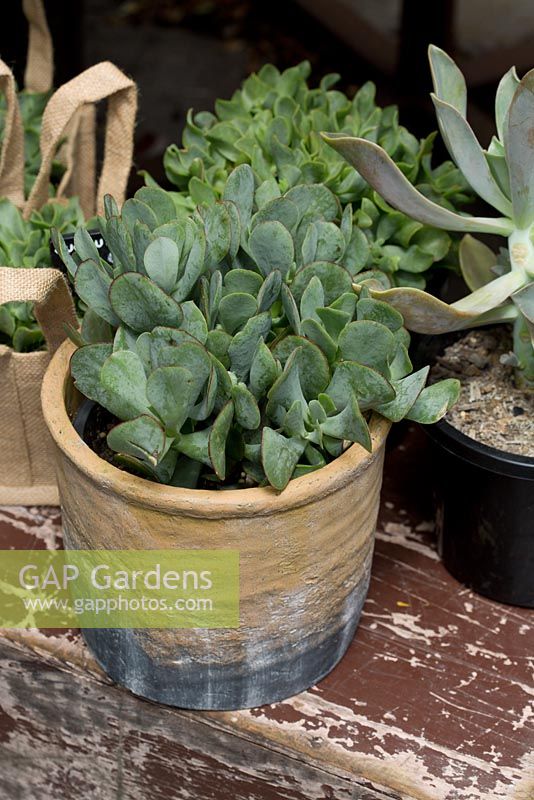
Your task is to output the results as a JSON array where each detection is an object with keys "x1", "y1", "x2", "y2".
[
  {"x1": 42, "y1": 340, "x2": 391, "y2": 516},
  {"x1": 427, "y1": 418, "x2": 534, "y2": 478}
]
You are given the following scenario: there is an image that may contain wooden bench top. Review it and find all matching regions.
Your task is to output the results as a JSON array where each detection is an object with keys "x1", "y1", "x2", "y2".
[{"x1": 0, "y1": 425, "x2": 532, "y2": 800}]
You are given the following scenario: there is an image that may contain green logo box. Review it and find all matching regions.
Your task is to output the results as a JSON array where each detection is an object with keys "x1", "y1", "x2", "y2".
[{"x1": 0, "y1": 550, "x2": 239, "y2": 629}]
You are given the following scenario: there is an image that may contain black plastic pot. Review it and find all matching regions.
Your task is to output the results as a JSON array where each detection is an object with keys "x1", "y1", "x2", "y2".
[
  {"x1": 414, "y1": 333, "x2": 534, "y2": 607},
  {"x1": 424, "y1": 407, "x2": 534, "y2": 608}
]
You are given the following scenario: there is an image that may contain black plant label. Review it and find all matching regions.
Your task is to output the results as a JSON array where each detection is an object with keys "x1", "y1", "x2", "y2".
[{"x1": 50, "y1": 230, "x2": 113, "y2": 273}]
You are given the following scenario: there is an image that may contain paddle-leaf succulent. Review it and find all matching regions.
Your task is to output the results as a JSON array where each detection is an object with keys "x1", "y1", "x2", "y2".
[
  {"x1": 55, "y1": 169, "x2": 459, "y2": 491},
  {"x1": 156, "y1": 61, "x2": 472, "y2": 289},
  {"x1": 324, "y1": 46, "x2": 534, "y2": 388}
]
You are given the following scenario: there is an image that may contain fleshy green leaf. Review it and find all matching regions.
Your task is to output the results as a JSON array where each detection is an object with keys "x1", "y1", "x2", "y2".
[
  {"x1": 452, "y1": 270, "x2": 526, "y2": 313},
  {"x1": 209, "y1": 401, "x2": 234, "y2": 479},
  {"x1": 136, "y1": 186, "x2": 177, "y2": 225},
  {"x1": 122, "y1": 198, "x2": 158, "y2": 233},
  {"x1": 505, "y1": 68, "x2": 534, "y2": 228},
  {"x1": 70, "y1": 344, "x2": 113, "y2": 405},
  {"x1": 218, "y1": 293, "x2": 258, "y2": 335},
  {"x1": 248, "y1": 220, "x2": 294, "y2": 278},
  {"x1": 300, "y1": 275, "x2": 324, "y2": 322},
  {"x1": 257, "y1": 270, "x2": 282, "y2": 312},
  {"x1": 266, "y1": 349, "x2": 307, "y2": 423},
  {"x1": 228, "y1": 312, "x2": 272, "y2": 381},
  {"x1": 495, "y1": 67, "x2": 520, "y2": 145},
  {"x1": 358, "y1": 274, "x2": 526, "y2": 333},
  {"x1": 223, "y1": 164, "x2": 255, "y2": 236},
  {"x1": 51, "y1": 230, "x2": 78, "y2": 278},
  {"x1": 281, "y1": 282, "x2": 301, "y2": 334},
  {"x1": 199, "y1": 202, "x2": 232, "y2": 268},
  {"x1": 176, "y1": 429, "x2": 212, "y2": 467},
  {"x1": 224, "y1": 269, "x2": 263, "y2": 296},
  {"x1": 82, "y1": 309, "x2": 114, "y2": 344},
  {"x1": 100, "y1": 350, "x2": 150, "y2": 420},
  {"x1": 249, "y1": 340, "x2": 280, "y2": 398},
  {"x1": 107, "y1": 415, "x2": 167, "y2": 468},
  {"x1": 105, "y1": 217, "x2": 135, "y2": 271},
  {"x1": 322, "y1": 136, "x2": 514, "y2": 236},
  {"x1": 512, "y1": 283, "x2": 534, "y2": 324},
  {"x1": 261, "y1": 427, "x2": 306, "y2": 491},
  {"x1": 74, "y1": 228, "x2": 103, "y2": 265},
  {"x1": 375, "y1": 367, "x2": 429, "y2": 422},
  {"x1": 143, "y1": 237, "x2": 180, "y2": 293},
  {"x1": 206, "y1": 328, "x2": 232, "y2": 364},
  {"x1": 389, "y1": 342, "x2": 413, "y2": 380},
  {"x1": 75, "y1": 259, "x2": 120, "y2": 327},
  {"x1": 459, "y1": 235, "x2": 498, "y2": 291},
  {"x1": 356, "y1": 297, "x2": 403, "y2": 331},
  {"x1": 300, "y1": 318, "x2": 337, "y2": 363},
  {"x1": 285, "y1": 184, "x2": 339, "y2": 224},
  {"x1": 338, "y1": 320, "x2": 396, "y2": 375},
  {"x1": 292, "y1": 261, "x2": 352, "y2": 305},
  {"x1": 180, "y1": 300, "x2": 208, "y2": 343},
  {"x1": 320, "y1": 394, "x2": 371, "y2": 451},
  {"x1": 110, "y1": 272, "x2": 183, "y2": 332},
  {"x1": 251, "y1": 197, "x2": 300, "y2": 232},
  {"x1": 406, "y1": 379, "x2": 461, "y2": 423},
  {"x1": 172, "y1": 223, "x2": 207, "y2": 301},
  {"x1": 146, "y1": 366, "x2": 195, "y2": 432},
  {"x1": 431, "y1": 95, "x2": 511, "y2": 215},
  {"x1": 232, "y1": 382, "x2": 261, "y2": 429},
  {"x1": 272, "y1": 336, "x2": 330, "y2": 398},
  {"x1": 326, "y1": 361, "x2": 394, "y2": 411},
  {"x1": 0, "y1": 305, "x2": 15, "y2": 338},
  {"x1": 312, "y1": 221, "x2": 347, "y2": 263},
  {"x1": 428, "y1": 44, "x2": 467, "y2": 115}
]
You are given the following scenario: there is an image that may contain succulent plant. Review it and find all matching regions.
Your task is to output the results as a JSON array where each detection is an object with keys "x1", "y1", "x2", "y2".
[
  {"x1": 54, "y1": 166, "x2": 459, "y2": 491},
  {"x1": 0, "y1": 300, "x2": 44, "y2": 352},
  {"x1": 157, "y1": 61, "x2": 472, "y2": 290},
  {"x1": 0, "y1": 196, "x2": 85, "y2": 351},
  {"x1": 324, "y1": 46, "x2": 534, "y2": 389},
  {"x1": 0, "y1": 196, "x2": 84, "y2": 268}
]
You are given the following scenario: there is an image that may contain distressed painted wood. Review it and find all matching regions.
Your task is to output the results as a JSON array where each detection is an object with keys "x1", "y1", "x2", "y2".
[{"x1": 0, "y1": 425, "x2": 533, "y2": 799}]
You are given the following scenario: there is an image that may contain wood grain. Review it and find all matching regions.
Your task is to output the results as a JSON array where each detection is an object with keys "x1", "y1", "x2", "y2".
[{"x1": 0, "y1": 425, "x2": 532, "y2": 799}]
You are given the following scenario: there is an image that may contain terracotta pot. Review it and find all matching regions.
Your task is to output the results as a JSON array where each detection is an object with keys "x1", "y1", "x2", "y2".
[{"x1": 42, "y1": 340, "x2": 391, "y2": 710}]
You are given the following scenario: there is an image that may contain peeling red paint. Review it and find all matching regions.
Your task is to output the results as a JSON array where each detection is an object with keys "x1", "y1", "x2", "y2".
[{"x1": 0, "y1": 427, "x2": 532, "y2": 799}]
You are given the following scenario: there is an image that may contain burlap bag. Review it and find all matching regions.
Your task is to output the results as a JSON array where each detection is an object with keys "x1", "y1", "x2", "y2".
[
  {"x1": 18, "y1": 0, "x2": 136, "y2": 218},
  {"x1": 21, "y1": 0, "x2": 98, "y2": 216},
  {"x1": 0, "y1": 61, "x2": 25, "y2": 208},
  {"x1": 2, "y1": 0, "x2": 95, "y2": 215},
  {"x1": 0, "y1": 269, "x2": 77, "y2": 504},
  {"x1": 22, "y1": 0, "x2": 54, "y2": 94},
  {"x1": 27, "y1": 60, "x2": 138, "y2": 218},
  {"x1": 0, "y1": 9, "x2": 137, "y2": 505}
]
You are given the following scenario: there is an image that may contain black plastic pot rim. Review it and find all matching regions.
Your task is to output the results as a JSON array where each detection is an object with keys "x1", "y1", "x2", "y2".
[
  {"x1": 425, "y1": 418, "x2": 534, "y2": 480},
  {"x1": 72, "y1": 398, "x2": 93, "y2": 440}
]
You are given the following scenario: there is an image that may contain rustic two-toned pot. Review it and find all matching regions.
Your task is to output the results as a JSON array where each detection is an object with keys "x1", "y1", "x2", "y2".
[{"x1": 42, "y1": 339, "x2": 390, "y2": 710}]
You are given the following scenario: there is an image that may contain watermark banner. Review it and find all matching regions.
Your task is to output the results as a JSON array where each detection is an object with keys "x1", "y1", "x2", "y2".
[{"x1": 0, "y1": 550, "x2": 239, "y2": 629}]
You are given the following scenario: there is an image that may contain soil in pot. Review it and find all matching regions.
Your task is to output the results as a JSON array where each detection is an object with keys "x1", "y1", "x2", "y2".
[
  {"x1": 79, "y1": 402, "x2": 252, "y2": 489},
  {"x1": 430, "y1": 327, "x2": 533, "y2": 457}
]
